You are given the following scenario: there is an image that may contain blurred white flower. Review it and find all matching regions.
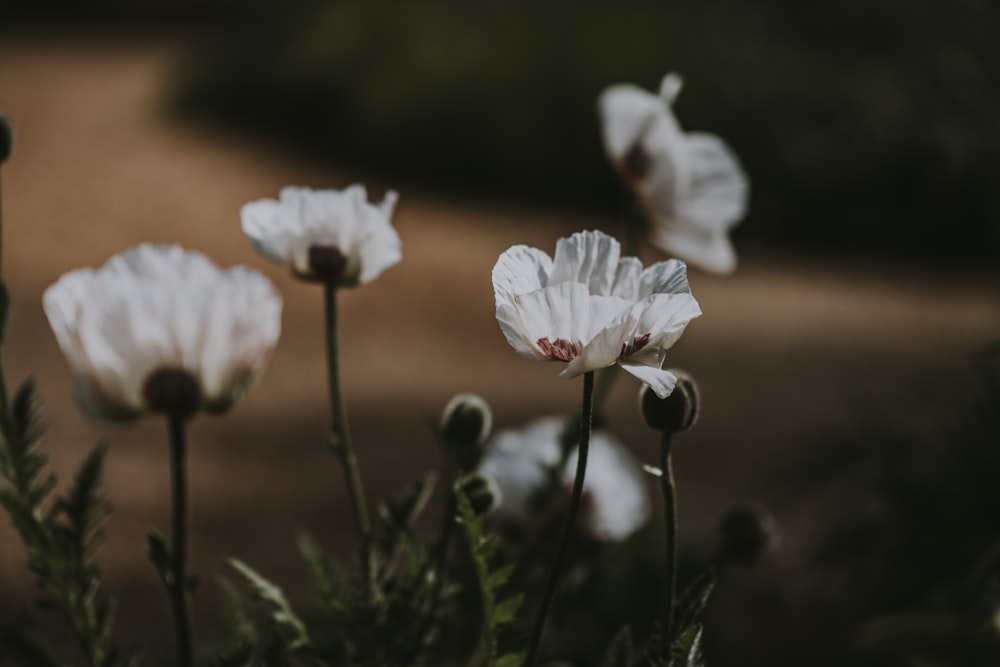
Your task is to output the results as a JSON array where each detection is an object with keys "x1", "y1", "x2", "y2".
[
  {"x1": 493, "y1": 230, "x2": 700, "y2": 398},
  {"x1": 241, "y1": 185, "x2": 401, "y2": 286},
  {"x1": 599, "y1": 73, "x2": 749, "y2": 275},
  {"x1": 43, "y1": 244, "x2": 282, "y2": 422},
  {"x1": 477, "y1": 416, "x2": 650, "y2": 543}
]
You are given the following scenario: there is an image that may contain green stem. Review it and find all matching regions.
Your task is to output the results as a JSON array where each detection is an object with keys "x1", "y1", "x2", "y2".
[
  {"x1": 659, "y1": 431, "x2": 678, "y2": 655},
  {"x1": 167, "y1": 414, "x2": 194, "y2": 667},
  {"x1": 323, "y1": 282, "x2": 374, "y2": 595},
  {"x1": 524, "y1": 371, "x2": 595, "y2": 667}
]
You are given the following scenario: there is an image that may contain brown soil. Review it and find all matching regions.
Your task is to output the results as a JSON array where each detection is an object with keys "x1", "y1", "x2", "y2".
[{"x1": 1, "y1": 36, "x2": 998, "y2": 659}]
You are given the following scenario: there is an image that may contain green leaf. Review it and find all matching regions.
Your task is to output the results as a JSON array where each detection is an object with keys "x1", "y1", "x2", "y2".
[
  {"x1": 674, "y1": 567, "x2": 717, "y2": 633},
  {"x1": 496, "y1": 652, "x2": 525, "y2": 667},
  {"x1": 146, "y1": 529, "x2": 173, "y2": 585},
  {"x1": 600, "y1": 626, "x2": 635, "y2": 667},
  {"x1": 493, "y1": 594, "x2": 524, "y2": 625},
  {"x1": 227, "y1": 557, "x2": 310, "y2": 649},
  {"x1": 485, "y1": 563, "x2": 515, "y2": 592}
]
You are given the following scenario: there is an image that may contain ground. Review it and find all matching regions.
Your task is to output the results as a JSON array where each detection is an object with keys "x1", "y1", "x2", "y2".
[{"x1": 0, "y1": 36, "x2": 998, "y2": 661}]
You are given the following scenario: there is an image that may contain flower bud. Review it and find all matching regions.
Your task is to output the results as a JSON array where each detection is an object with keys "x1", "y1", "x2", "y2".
[
  {"x1": 440, "y1": 393, "x2": 492, "y2": 469},
  {"x1": 0, "y1": 111, "x2": 13, "y2": 164},
  {"x1": 640, "y1": 369, "x2": 699, "y2": 432},
  {"x1": 718, "y1": 502, "x2": 781, "y2": 566},
  {"x1": 455, "y1": 472, "x2": 500, "y2": 517}
]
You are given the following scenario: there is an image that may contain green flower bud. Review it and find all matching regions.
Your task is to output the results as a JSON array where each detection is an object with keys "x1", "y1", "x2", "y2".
[
  {"x1": 0, "y1": 111, "x2": 13, "y2": 164},
  {"x1": 455, "y1": 472, "x2": 500, "y2": 517},
  {"x1": 718, "y1": 502, "x2": 781, "y2": 566},
  {"x1": 640, "y1": 369, "x2": 699, "y2": 432},
  {"x1": 440, "y1": 393, "x2": 492, "y2": 469}
]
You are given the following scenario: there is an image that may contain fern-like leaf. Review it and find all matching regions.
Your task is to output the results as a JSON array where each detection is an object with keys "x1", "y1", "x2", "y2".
[
  {"x1": 227, "y1": 557, "x2": 310, "y2": 650},
  {"x1": 455, "y1": 488, "x2": 524, "y2": 667}
]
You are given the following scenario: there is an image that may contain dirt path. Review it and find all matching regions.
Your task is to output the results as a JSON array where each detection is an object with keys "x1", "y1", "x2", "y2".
[{"x1": 1, "y1": 37, "x2": 998, "y2": 655}]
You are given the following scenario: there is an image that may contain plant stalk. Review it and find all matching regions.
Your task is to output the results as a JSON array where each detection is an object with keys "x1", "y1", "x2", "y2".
[
  {"x1": 659, "y1": 431, "x2": 678, "y2": 655},
  {"x1": 323, "y1": 282, "x2": 374, "y2": 597},
  {"x1": 524, "y1": 370, "x2": 595, "y2": 667},
  {"x1": 167, "y1": 414, "x2": 194, "y2": 667}
]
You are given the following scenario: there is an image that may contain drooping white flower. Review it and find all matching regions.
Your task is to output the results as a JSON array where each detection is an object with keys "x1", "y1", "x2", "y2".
[
  {"x1": 598, "y1": 73, "x2": 749, "y2": 275},
  {"x1": 493, "y1": 230, "x2": 700, "y2": 398},
  {"x1": 240, "y1": 184, "x2": 401, "y2": 286},
  {"x1": 43, "y1": 244, "x2": 283, "y2": 422},
  {"x1": 477, "y1": 416, "x2": 651, "y2": 543}
]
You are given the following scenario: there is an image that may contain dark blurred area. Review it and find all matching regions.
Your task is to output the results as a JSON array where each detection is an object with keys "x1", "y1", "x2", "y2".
[{"x1": 9, "y1": 0, "x2": 999, "y2": 261}]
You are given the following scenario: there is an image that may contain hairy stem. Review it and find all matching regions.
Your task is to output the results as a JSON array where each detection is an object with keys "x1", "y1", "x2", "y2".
[{"x1": 524, "y1": 370, "x2": 595, "y2": 667}]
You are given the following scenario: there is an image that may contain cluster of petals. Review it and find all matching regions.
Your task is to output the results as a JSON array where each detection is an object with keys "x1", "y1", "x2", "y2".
[
  {"x1": 476, "y1": 416, "x2": 650, "y2": 543},
  {"x1": 240, "y1": 184, "x2": 401, "y2": 286},
  {"x1": 43, "y1": 244, "x2": 282, "y2": 422},
  {"x1": 493, "y1": 229, "x2": 700, "y2": 398},
  {"x1": 598, "y1": 73, "x2": 749, "y2": 275}
]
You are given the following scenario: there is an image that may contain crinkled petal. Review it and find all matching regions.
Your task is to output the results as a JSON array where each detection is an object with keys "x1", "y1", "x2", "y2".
[
  {"x1": 549, "y1": 230, "x2": 621, "y2": 295},
  {"x1": 492, "y1": 245, "x2": 554, "y2": 308},
  {"x1": 638, "y1": 258, "x2": 690, "y2": 297}
]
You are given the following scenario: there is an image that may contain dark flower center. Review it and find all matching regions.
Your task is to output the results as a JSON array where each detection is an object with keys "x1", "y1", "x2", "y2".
[
  {"x1": 622, "y1": 143, "x2": 651, "y2": 182},
  {"x1": 307, "y1": 244, "x2": 349, "y2": 283},
  {"x1": 143, "y1": 368, "x2": 201, "y2": 418},
  {"x1": 537, "y1": 337, "x2": 582, "y2": 362}
]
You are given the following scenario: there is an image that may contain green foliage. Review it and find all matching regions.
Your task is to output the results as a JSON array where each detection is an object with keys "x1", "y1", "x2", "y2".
[
  {"x1": 0, "y1": 379, "x2": 122, "y2": 666},
  {"x1": 455, "y1": 488, "x2": 524, "y2": 667},
  {"x1": 601, "y1": 626, "x2": 636, "y2": 667}
]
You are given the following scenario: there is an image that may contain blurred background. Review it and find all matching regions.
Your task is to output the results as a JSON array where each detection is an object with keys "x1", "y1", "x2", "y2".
[{"x1": 1, "y1": 1, "x2": 999, "y2": 665}]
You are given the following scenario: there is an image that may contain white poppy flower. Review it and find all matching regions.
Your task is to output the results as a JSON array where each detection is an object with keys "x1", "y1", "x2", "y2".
[
  {"x1": 477, "y1": 416, "x2": 651, "y2": 543},
  {"x1": 598, "y1": 73, "x2": 749, "y2": 275},
  {"x1": 240, "y1": 184, "x2": 401, "y2": 286},
  {"x1": 493, "y1": 230, "x2": 700, "y2": 398},
  {"x1": 43, "y1": 244, "x2": 282, "y2": 422}
]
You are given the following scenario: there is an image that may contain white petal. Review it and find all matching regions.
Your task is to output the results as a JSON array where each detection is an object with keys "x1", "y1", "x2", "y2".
[
  {"x1": 620, "y1": 365, "x2": 678, "y2": 399},
  {"x1": 492, "y1": 245, "x2": 554, "y2": 308},
  {"x1": 650, "y1": 222, "x2": 738, "y2": 275},
  {"x1": 638, "y1": 258, "x2": 690, "y2": 297},
  {"x1": 562, "y1": 429, "x2": 651, "y2": 541},
  {"x1": 675, "y1": 132, "x2": 749, "y2": 232},
  {"x1": 659, "y1": 73, "x2": 684, "y2": 103},
  {"x1": 597, "y1": 84, "x2": 669, "y2": 163},
  {"x1": 549, "y1": 230, "x2": 621, "y2": 295}
]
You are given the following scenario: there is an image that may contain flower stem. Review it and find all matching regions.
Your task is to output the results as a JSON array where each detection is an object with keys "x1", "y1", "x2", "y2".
[
  {"x1": 166, "y1": 414, "x2": 194, "y2": 667},
  {"x1": 659, "y1": 431, "x2": 678, "y2": 655},
  {"x1": 524, "y1": 370, "x2": 595, "y2": 667},
  {"x1": 322, "y1": 282, "x2": 374, "y2": 595}
]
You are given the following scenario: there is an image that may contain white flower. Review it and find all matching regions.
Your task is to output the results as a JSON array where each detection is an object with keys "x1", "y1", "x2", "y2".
[
  {"x1": 240, "y1": 184, "x2": 401, "y2": 286},
  {"x1": 598, "y1": 73, "x2": 749, "y2": 275},
  {"x1": 477, "y1": 416, "x2": 651, "y2": 543},
  {"x1": 43, "y1": 244, "x2": 282, "y2": 422},
  {"x1": 493, "y1": 229, "x2": 700, "y2": 398}
]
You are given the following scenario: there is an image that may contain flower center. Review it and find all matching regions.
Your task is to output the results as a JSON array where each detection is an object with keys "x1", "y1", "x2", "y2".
[
  {"x1": 537, "y1": 337, "x2": 582, "y2": 362},
  {"x1": 307, "y1": 244, "x2": 349, "y2": 283},
  {"x1": 618, "y1": 333, "x2": 651, "y2": 361},
  {"x1": 143, "y1": 368, "x2": 201, "y2": 418},
  {"x1": 622, "y1": 143, "x2": 651, "y2": 182}
]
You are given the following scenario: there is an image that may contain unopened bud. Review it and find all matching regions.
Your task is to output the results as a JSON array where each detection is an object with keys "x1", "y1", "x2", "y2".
[
  {"x1": 718, "y1": 502, "x2": 781, "y2": 566},
  {"x1": 0, "y1": 111, "x2": 13, "y2": 164},
  {"x1": 440, "y1": 393, "x2": 492, "y2": 469},
  {"x1": 640, "y1": 370, "x2": 699, "y2": 432},
  {"x1": 455, "y1": 473, "x2": 500, "y2": 517}
]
